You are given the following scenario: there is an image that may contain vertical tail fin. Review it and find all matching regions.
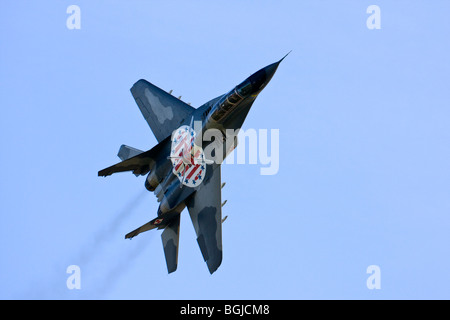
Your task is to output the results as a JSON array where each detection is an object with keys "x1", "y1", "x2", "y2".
[{"x1": 117, "y1": 145, "x2": 144, "y2": 161}]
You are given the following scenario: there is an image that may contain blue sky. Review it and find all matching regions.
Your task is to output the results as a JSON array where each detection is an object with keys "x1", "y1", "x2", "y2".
[{"x1": 1, "y1": 1, "x2": 449, "y2": 299}]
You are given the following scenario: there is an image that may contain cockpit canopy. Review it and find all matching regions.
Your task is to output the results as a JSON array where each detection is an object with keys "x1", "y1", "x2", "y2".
[
  {"x1": 236, "y1": 67, "x2": 267, "y2": 97},
  {"x1": 210, "y1": 66, "x2": 269, "y2": 122}
]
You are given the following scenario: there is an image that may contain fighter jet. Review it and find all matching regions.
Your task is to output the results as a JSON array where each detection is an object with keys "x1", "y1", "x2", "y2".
[{"x1": 98, "y1": 55, "x2": 287, "y2": 274}]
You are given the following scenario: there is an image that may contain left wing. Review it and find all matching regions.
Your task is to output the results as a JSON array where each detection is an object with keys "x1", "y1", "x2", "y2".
[
  {"x1": 161, "y1": 214, "x2": 181, "y2": 274},
  {"x1": 185, "y1": 165, "x2": 223, "y2": 274}
]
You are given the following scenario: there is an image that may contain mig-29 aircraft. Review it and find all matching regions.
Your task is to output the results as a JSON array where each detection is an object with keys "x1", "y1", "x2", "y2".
[{"x1": 98, "y1": 55, "x2": 287, "y2": 274}]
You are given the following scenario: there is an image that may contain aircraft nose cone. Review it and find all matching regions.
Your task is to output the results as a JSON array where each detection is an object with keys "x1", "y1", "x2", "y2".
[
  {"x1": 236, "y1": 52, "x2": 289, "y2": 96},
  {"x1": 263, "y1": 61, "x2": 281, "y2": 84},
  {"x1": 264, "y1": 51, "x2": 290, "y2": 85}
]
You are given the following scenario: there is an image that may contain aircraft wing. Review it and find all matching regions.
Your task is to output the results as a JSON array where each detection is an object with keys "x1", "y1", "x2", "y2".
[
  {"x1": 130, "y1": 79, "x2": 195, "y2": 142},
  {"x1": 161, "y1": 214, "x2": 181, "y2": 274},
  {"x1": 185, "y1": 165, "x2": 223, "y2": 274}
]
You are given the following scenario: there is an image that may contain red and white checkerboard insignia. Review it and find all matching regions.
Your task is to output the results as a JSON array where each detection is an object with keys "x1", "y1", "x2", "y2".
[
  {"x1": 169, "y1": 125, "x2": 208, "y2": 188},
  {"x1": 154, "y1": 218, "x2": 163, "y2": 225}
]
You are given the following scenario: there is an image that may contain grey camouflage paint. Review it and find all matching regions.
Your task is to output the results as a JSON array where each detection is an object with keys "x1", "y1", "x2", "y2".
[{"x1": 99, "y1": 56, "x2": 285, "y2": 273}]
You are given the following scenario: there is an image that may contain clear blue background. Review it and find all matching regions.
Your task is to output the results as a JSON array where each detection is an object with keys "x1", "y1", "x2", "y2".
[{"x1": 1, "y1": 1, "x2": 449, "y2": 299}]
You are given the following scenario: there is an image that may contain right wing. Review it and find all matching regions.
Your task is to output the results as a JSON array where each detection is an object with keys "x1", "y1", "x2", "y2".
[{"x1": 130, "y1": 79, "x2": 195, "y2": 142}]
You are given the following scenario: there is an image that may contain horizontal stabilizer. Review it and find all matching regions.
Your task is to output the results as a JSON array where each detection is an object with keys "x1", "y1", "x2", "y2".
[
  {"x1": 98, "y1": 136, "x2": 170, "y2": 177},
  {"x1": 125, "y1": 216, "x2": 168, "y2": 239}
]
